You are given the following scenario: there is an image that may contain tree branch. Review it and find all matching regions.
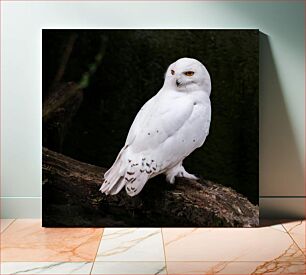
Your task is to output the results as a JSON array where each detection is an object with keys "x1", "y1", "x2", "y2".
[{"x1": 42, "y1": 147, "x2": 259, "y2": 227}]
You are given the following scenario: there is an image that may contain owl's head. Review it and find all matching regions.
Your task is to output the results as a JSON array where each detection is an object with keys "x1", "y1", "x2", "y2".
[{"x1": 164, "y1": 57, "x2": 211, "y2": 94}]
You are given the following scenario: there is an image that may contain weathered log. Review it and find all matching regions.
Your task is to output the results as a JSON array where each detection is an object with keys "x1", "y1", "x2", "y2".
[
  {"x1": 42, "y1": 82, "x2": 83, "y2": 152},
  {"x1": 43, "y1": 82, "x2": 82, "y2": 122},
  {"x1": 42, "y1": 147, "x2": 259, "y2": 227}
]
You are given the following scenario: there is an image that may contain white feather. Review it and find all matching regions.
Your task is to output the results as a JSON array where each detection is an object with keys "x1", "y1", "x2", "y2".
[{"x1": 100, "y1": 57, "x2": 211, "y2": 196}]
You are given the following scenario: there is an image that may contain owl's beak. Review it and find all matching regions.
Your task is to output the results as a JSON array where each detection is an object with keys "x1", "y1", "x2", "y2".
[{"x1": 176, "y1": 80, "x2": 181, "y2": 87}]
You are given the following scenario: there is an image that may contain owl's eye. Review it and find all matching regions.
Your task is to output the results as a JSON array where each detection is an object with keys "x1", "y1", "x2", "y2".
[
  {"x1": 184, "y1": 71, "x2": 194, "y2": 76},
  {"x1": 171, "y1": 70, "x2": 175, "y2": 75}
]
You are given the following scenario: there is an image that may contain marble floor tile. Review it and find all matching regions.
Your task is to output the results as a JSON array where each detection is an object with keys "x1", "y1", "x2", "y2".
[
  {"x1": 1, "y1": 219, "x2": 103, "y2": 262},
  {"x1": 1, "y1": 219, "x2": 15, "y2": 233},
  {"x1": 283, "y1": 220, "x2": 305, "y2": 254},
  {"x1": 91, "y1": 261, "x2": 166, "y2": 274},
  {"x1": 163, "y1": 225, "x2": 304, "y2": 262},
  {"x1": 1, "y1": 262, "x2": 93, "y2": 274},
  {"x1": 166, "y1": 261, "x2": 306, "y2": 274},
  {"x1": 95, "y1": 228, "x2": 164, "y2": 262}
]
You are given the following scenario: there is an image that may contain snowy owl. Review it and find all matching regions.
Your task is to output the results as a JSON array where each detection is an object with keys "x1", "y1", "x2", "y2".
[{"x1": 100, "y1": 57, "x2": 211, "y2": 196}]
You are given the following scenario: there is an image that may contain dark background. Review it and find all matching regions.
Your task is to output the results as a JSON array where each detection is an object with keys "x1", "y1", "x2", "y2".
[{"x1": 43, "y1": 30, "x2": 259, "y2": 204}]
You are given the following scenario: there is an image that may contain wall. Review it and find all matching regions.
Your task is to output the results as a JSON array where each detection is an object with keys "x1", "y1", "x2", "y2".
[{"x1": 1, "y1": 1, "x2": 304, "y2": 219}]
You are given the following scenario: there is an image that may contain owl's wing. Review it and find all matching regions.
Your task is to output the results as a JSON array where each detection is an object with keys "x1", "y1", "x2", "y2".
[
  {"x1": 102, "y1": 93, "x2": 210, "y2": 197},
  {"x1": 125, "y1": 94, "x2": 195, "y2": 156},
  {"x1": 123, "y1": 94, "x2": 199, "y2": 194},
  {"x1": 100, "y1": 95, "x2": 161, "y2": 196},
  {"x1": 124, "y1": 96, "x2": 158, "y2": 146}
]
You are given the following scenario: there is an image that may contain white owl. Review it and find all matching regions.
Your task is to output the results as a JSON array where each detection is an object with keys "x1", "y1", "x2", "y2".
[{"x1": 100, "y1": 57, "x2": 211, "y2": 196}]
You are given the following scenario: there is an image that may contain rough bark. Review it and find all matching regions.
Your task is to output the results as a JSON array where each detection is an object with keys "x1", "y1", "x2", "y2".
[
  {"x1": 42, "y1": 82, "x2": 83, "y2": 152},
  {"x1": 43, "y1": 147, "x2": 259, "y2": 227}
]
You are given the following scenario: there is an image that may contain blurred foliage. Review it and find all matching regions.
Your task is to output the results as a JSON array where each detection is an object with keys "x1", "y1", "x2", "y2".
[{"x1": 43, "y1": 30, "x2": 259, "y2": 204}]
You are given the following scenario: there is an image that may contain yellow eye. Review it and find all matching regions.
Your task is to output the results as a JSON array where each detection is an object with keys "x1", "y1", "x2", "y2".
[
  {"x1": 171, "y1": 70, "x2": 175, "y2": 75},
  {"x1": 184, "y1": 71, "x2": 194, "y2": 76}
]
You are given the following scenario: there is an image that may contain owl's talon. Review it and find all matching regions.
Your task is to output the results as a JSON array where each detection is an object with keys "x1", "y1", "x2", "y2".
[
  {"x1": 166, "y1": 174, "x2": 176, "y2": 184},
  {"x1": 165, "y1": 163, "x2": 198, "y2": 183}
]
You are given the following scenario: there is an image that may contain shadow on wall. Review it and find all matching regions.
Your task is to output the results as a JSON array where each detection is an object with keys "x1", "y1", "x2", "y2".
[{"x1": 259, "y1": 33, "x2": 304, "y2": 218}]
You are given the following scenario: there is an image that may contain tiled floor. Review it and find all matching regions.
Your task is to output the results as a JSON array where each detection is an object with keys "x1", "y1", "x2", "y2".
[{"x1": 0, "y1": 219, "x2": 305, "y2": 274}]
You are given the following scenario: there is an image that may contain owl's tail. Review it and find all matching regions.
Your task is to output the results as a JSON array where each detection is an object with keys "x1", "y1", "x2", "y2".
[
  {"x1": 100, "y1": 146, "x2": 127, "y2": 195},
  {"x1": 99, "y1": 147, "x2": 151, "y2": 196},
  {"x1": 100, "y1": 164, "x2": 127, "y2": 195},
  {"x1": 100, "y1": 169, "x2": 126, "y2": 195}
]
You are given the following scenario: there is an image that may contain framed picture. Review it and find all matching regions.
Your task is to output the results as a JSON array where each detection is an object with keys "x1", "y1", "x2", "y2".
[{"x1": 42, "y1": 29, "x2": 259, "y2": 227}]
